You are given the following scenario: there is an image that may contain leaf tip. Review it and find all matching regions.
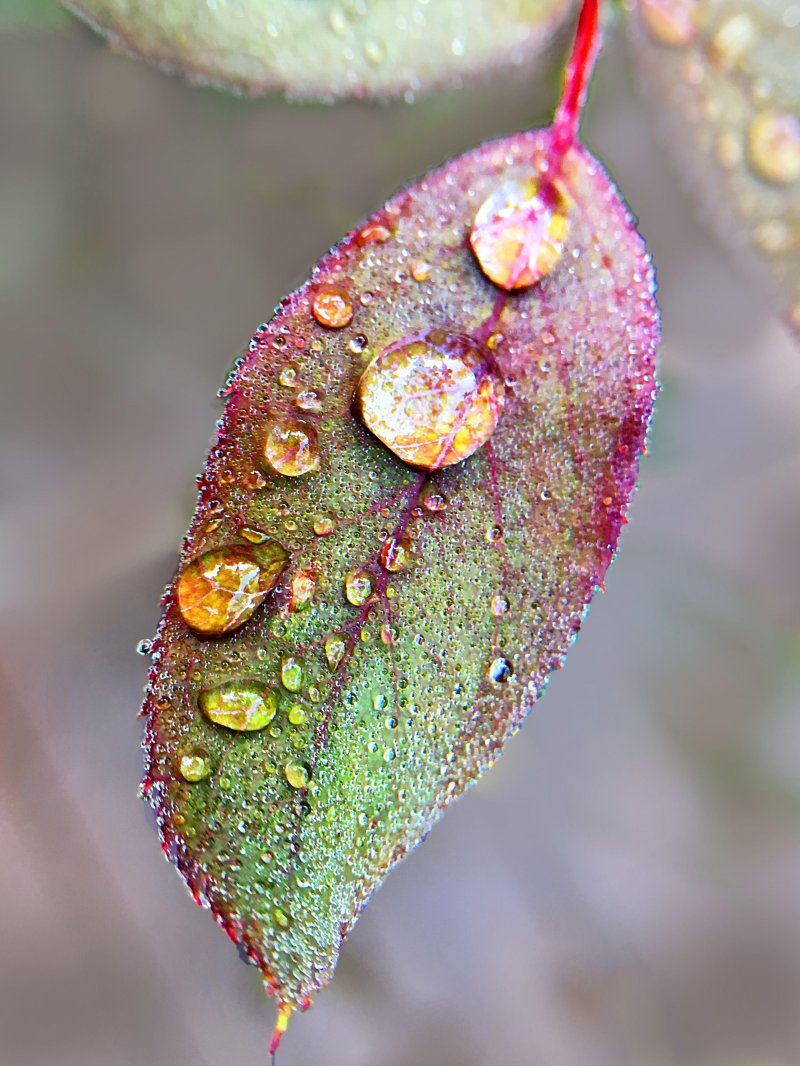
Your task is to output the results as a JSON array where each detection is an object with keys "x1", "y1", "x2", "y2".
[{"x1": 270, "y1": 1001, "x2": 294, "y2": 1062}]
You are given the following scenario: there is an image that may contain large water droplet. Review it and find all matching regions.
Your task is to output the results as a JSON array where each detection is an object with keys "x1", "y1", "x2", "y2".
[
  {"x1": 199, "y1": 679, "x2": 279, "y2": 731},
  {"x1": 355, "y1": 329, "x2": 504, "y2": 471},
  {"x1": 345, "y1": 568, "x2": 375, "y2": 607},
  {"x1": 177, "y1": 541, "x2": 289, "y2": 636},
  {"x1": 325, "y1": 633, "x2": 347, "y2": 670},
  {"x1": 263, "y1": 414, "x2": 320, "y2": 477},
  {"x1": 470, "y1": 176, "x2": 570, "y2": 290},
  {"x1": 290, "y1": 569, "x2": 317, "y2": 612},
  {"x1": 313, "y1": 512, "x2": 337, "y2": 536}
]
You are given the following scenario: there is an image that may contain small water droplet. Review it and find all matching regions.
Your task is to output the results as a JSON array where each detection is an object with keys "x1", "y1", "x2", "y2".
[
  {"x1": 294, "y1": 387, "x2": 324, "y2": 412},
  {"x1": 486, "y1": 525, "x2": 504, "y2": 543},
  {"x1": 748, "y1": 110, "x2": 800, "y2": 183},
  {"x1": 491, "y1": 595, "x2": 509, "y2": 616},
  {"x1": 488, "y1": 657, "x2": 513, "y2": 683},
  {"x1": 278, "y1": 364, "x2": 299, "y2": 387},
  {"x1": 179, "y1": 753, "x2": 210, "y2": 782},
  {"x1": 373, "y1": 692, "x2": 388, "y2": 711},
  {"x1": 285, "y1": 762, "x2": 310, "y2": 789},
  {"x1": 385, "y1": 715, "x2": 398, "y2": 730},
  {"x1": 136, "y1": 638, "x2": 153, "y2": 656},
  {"x1": 470, "y1": 176, "x2": 570, "y2": 290},
  {"x1": 313, "y1": 513, "x2": 337, "y2": 536},
  {"x1": 273, "y1": 906, "x2": 290, "y2": 928},
  {"x1": 349, "y1": 334, "x2": 369, "y2": 355},
  {"x1": 345, "y1": 569, "x2": 375, "y2": 607},
  {"x1": 380, "y1": 534, "x2": 412, "y2": 572},
  {"x1": 312, "y1": 286, "x2": 354, "y2": 329},
  {"x1": 363, "y1": 36, "x2": 387, "y2": 66},
  {"x1": 422, "y1": 488, "x2": 448, "y2": 512},
  {"x1": 177, "y1": 541, "x2": 289, "y2": 636},
  {"x1": 263, "y1": 414, "x2": 320, "y2": 477},
  {"x1": 325, "y1": 633, "x2": 347, "y2": 670},
  {"x1": 288, "y1": 704, "x2": 306, "y2": 726},
  {"x1": 358, "y1": 220, "x2": 393, "y2": 246},
  {"x1": 199, "y1": 679, "x2": 279, "y2": 731},
  {"x1": 639, "y1": 0, "x2": 697, "y2": 46},
  {"x1": 281, "y1": 655, "x2": 304, "y2": 693},
  {"x1": 290, "y1": 569, "x2": 317, "y2": 612},
  {"x1": 355, "y1": 329, "x2": 504, "y2": 471},
  {"x1": 410, "y1": 259, "x2": 431, "y2": 282}
]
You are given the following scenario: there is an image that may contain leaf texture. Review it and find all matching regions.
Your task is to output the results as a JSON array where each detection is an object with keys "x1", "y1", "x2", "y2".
[
  {"x1": 63, "y1": 0, "x2": 574, "y2": 100},
  {"x1": 628, "y1": 0, "x2": 800, "y2": 338},
  {"x1": 142, "y1": 126, "x2": 659, "y2": 1027}
]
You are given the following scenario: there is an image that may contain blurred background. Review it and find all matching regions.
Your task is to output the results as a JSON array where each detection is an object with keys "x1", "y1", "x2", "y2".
[{"x1": 2, "y1": 4, "x2": 800, "y2": 1066}]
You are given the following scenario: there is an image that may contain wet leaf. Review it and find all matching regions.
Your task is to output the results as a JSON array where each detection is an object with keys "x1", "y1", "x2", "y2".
[
  {"x1": 63, "y1": 0, "x2": 574, "y2": 101},
  {"x1": 142, "y1": 91, "x2": 659, "y2": 1045},
  {"x1": 628, "y1": 0, "x2": 800, "y2": 337}
]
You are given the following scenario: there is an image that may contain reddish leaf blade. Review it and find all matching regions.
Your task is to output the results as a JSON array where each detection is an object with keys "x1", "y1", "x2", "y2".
[{"x1": 142, "y1": 124, "x2": 659, "y2": 1037}]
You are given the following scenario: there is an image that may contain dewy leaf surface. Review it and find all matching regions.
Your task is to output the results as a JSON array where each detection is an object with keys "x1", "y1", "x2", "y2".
[
  {"x1": 64, "y1": 0, "x2": 574, "y2": 100},
  {"x1": 629, "y1": 0, "x2": 800, "y2": 338},
  {"x1": 142, "y1": 120, "x2": 659, "y2": 1035}
]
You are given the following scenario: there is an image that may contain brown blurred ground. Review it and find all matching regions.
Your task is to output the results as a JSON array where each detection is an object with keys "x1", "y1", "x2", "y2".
[{"x1": 1, "y1": 8, "x2": 800, "y2": 1066}]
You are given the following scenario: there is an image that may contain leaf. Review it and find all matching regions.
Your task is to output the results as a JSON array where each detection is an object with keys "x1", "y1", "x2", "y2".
[
  {"x1": 0, "y1": 0, "x2": 67, "y2": 31},
  {"x1": 142, "y1": 0, "x2": 659, "y2": 1047},
  {"x1": 63, "y1": 0, "x2": 574, "y2": 101},
  {"x1": 628, "y1": 0, "x2": 800, "y2": 338}
]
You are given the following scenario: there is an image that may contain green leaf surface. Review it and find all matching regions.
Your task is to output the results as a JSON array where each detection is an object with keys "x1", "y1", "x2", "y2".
[
  {"x1": 628, "y1": 0, "x2": 800, "y2": 338},
  {"x1": 64, "y1": 0, "x2": 574, "y2": 100},
  {"x1": 142, "y1": 124, "x2": 659, "y2": 1030},
  {"x1": 0, "y1": 0, "x2": 66, "y2": 30}
]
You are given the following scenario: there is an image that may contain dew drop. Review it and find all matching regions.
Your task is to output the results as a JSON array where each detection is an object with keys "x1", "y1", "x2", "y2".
[
  {"x1": 289, "y1": 569, "x2": 317, "y2": 612},
  {"x1": 470, "y1": 176, "x2": 570, "y2": 290},
  {"x1": 373, "y1": 692, "x2": 388, "y2": 711},
  {"x1": 486, "y1": 525, "x2": 504, "y2": 543},
  {"x1": 325, "y1": 633, "x2": 347, "y2": 670},
  {"x1": 278, "y1": 364, "x2": 299, "y2": 387},
  {"x1": 136, "y1": 638, "x2": 153, "y2": 656},
  {"x1": 380, "y1": 534, "x2": 412, "y2": 572},
  {"x1": 422, "y1": 488, "x2": 448, "y2": 512},
  {"x1": 281, "y1": 655, "x2": 304, "y2": 693},
  {"x1": 295, "y1": 387, "x2": 324, "y2": 412},
  {"x1": 355, "y1": 329, "x2": 504, "y2": 471},
  {"x1": 345, "y1": 568, "x2": 375, "y2": 607},
  {"x1": 199, "y1": 679, "x2": 279, "y2": 732},
  {"x1": 747, "y1": 110, "x2": 800, "y2": 184},
  {"x1": 410, "y1": 259, "x2": 431, "y2": 282},
  {"x1": 488, "y1": 657, "x2": 513, "y2": 684},
  {"x1": 311, "y1": 286, "x2": 353, "y2": 329},
  {"x1": 285, "y1": 762, "x2": 310, "y2": 789},
  {"x1": 349, "y1": 334, "x2": 369, "y2": 355},
  {"x1": 313, "y1": 513, "x2": 337, "y2": 536},
  {"x1": 639, "y1": 0, "x2": 698, "y2": 46},
  {"x1": 263, "y1": 414, "x2": 320, "y2": 477},
  {"x1": 273, "y1": 906, "x2": 290, "y2": 928},
  {"x1": 491, "y1": 595, "x2": 510, "y2": 616},
  {"x1": 179, "y1": 753, "x2": 210, "y2": 782},
  {"x1": 177, "y1": 541, "x2": 289, "y2": 636},
  {"x1": 288, "y1": 704, "x2": 306, "y2": 726}
]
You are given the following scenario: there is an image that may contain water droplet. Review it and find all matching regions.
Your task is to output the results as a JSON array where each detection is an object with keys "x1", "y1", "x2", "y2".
[
  {"x1": 385, "y1": 715, "x2": 398, "y2": 730},
  {"x1": 345, "y1": 568, "x2": 375, "y2": 607},
  {"x1": 273, "y1": 906, "x2": 290, "y2": 928},
  {"x1": 358, "y1": 220, "x2": 393, "y2": 246},
  {"x1": 373, "y1": 692, "x2": 388, "y2": 711},
  {"x1": 747, "y1": 110, "x2": 800, "y2": 184},
  {"x1": 281, "y1": 655, "x2": 304, "y2": 693},
  {"x1": 488, "y1": 656, "x2": 513, "y2": 683},
  {"x1": 349, "y1": 334, "x2": 368, "y2": 355},
  {"x1": 177, "y1": 541, "x2": 289, "y2": 636},
  {"x1": 383, "y1": 747, "x2": 396, "y2": 763},
  {"x1": 199, "y1": 679, "x2": 279, "y2": 731},
  {"x1": 639, "y1": 0, "x2": 698, "y2": 46},
  {"x1": 313, "y1": 513, "x2": 337, "y2": 536},
  {"x1": 380, "y1": 534, "x2": 412, "y2": 572},
  {"x1": 136, "y1": 638, "x2": 153, "y2": 656},
  {"x1": 355, "y1": 329, "x2": 504, "y2": 470},
  {"x1": 179, "y1": 753, "x2": 210, "y2": 782},
  {"x1": 263, "y1": 414, "x2": 320, "y2": 477},
  {"x1": 491, "y1": 595, "x2": 509, "y2": 616},
  {"x1": 240, "y1": 526, "x2": 269, "y2": 543},
  {"x1": 278, "y1": 364, "x2": 299, "y2": 387},
  {"x1": 363, "y1": 36, "x2": 387, "y2": 66},
  {"x1": 295, "y1": 387, "x2": 324, "y2": 412},
  {"x1": 421, "y1": 488, "x2": 448, "y2": 512},
  {"x1": 285, "y1": 761, "x2": 310, "y2": 789},
  {"x1": 290, "y1": 569, "x2": 317, "y2": 612},
  {"x1": 470, "y1": 176, "x2": 570, "y2": 290},
  {"x1": 410, "y1": 259, "x2": 431, "y2": 282},
  {"x1": 325, "y1": 633, "x2": 347, "y2": 670},
  {"x1": 486, "y1": 525, "x2": 504, "y2": 543},
  {"x1": 311, "y1": 286, "x2": 353, "y2": 329},
  {"x1": 288, "y1": 704, "x2": 306, "y2": 726},
  {"x1": 709, "y1": 11, "x2": 757, "y2": 68}
]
